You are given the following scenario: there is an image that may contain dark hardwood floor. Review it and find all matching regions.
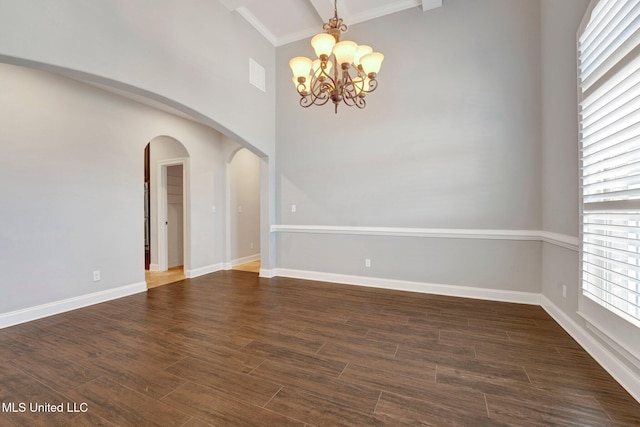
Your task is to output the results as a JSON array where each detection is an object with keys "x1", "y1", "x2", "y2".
[{"x1": 0, "y1": 271, "x2": 639, "y2": 426}]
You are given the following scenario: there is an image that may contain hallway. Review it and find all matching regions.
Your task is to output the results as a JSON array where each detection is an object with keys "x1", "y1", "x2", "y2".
[
  {"x1": 145, "y1": 261, "x2": 260, "y2": 288},
  {"x1": 145, "y1": 267, "x2": 185, "y2": 289},
  {"x1": 232, "y1": 260, "x2": 260, "y2": 273}
]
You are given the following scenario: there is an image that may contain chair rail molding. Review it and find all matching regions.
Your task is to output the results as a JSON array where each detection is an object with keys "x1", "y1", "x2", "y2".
[{"x1": 271, "y1": 225, "x2": 578, "y2": 251}]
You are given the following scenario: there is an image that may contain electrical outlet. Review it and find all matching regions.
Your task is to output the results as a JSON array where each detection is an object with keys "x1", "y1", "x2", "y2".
[
  {"x1": 562, "y1": 284, "x2": 567, "y2": 298},
  {"x1": 93, "y1": 271, "x2": 101, "y2": 282},
  {"x1": 211, "y1": 205, "x2": 216, "y2": 213},
  {"x1": 250, "y1": 242, "x2": 254, "y2": 249},
  {"x1": 291, "y1": 204, "x2": 297, "y2": 213},
  {"x1": 238, "y1": 205, "x2": 243, "y2": 213},
  {"x1": 365, "y1": 258, "x2": 371, "y2": 268}
]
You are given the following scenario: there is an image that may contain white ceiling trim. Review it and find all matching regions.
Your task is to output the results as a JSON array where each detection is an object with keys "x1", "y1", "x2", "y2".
[
  {"x1": 422, "y1": 0, "x2": 443, "y2": 12},
  {"x1": 225, "y1": 0, "x2": 443, "y2": 47},
  {"x1": 276, "y1": 28, "x2": 321, "y2": 47},
  {"x1": 348, "y1": 0, "x2": 421, "y2": 27},
  {"x1": 218, "y1": 0, "x2": 248, "y2": 11},
  {"x1": 309, "y1": 0, "x2": 346, "y2": 22},
  {"x1": 278, "y1": 0, "x2": 422, "y2": 47},
  {"x1": 236, "y1": 6, "x2": 279, "y2": 46}
]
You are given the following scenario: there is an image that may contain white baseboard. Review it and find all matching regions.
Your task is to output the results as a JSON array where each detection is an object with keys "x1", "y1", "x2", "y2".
[
  {"x1": 541, "y1": 296, "x2": 640, "y2": 404},
  {"x1": 275, "y1": 268, "x2": 540, "y2": 305},
  {"x1": 149, "y1": 263, "x2": 160, "y2": 272},
  {"x1": 0, "y1": 282, "x2": 147, "y2": 330},
  {"x1": 185, "y1": 263, "x2": 223, "y2": 278},
  {"x1": 259, "y1": 268, "x2": 276, "y2": 278}
]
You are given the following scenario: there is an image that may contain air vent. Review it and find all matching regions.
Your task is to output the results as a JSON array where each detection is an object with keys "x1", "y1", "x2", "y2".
[{"x1": 249, "y1": 58, "x2": 265, "y2": 92}]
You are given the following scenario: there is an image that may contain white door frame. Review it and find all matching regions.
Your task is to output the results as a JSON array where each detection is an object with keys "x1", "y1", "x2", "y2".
[{"x1": 157, "y1": 157, "x2": 190, "y2": 272}]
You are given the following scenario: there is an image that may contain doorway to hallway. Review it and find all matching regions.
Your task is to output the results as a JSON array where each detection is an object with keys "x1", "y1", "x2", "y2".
[{"x1": 144, "y1": 137, "x2": 190, "y2": 288}]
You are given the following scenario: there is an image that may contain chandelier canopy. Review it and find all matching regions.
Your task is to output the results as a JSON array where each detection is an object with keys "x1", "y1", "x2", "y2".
[{"x1": 289, "y1": 0, "x2": 384, "y2": 114}]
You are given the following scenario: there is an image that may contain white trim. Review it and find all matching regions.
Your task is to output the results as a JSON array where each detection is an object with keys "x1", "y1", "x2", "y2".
[
  {"x1": 275, "y1": 29, "x2": 319, "y2": 47},
  {"x1": 539, "y1": 231, "x2": 580, "y2": 251},
  {"x1": 148, "y1": 263, "x2": 160, "y2": 272},
  {"x1": 309, "y1": 0, "x2": 346, "y2": 29},
  {"x1": 275, "y1": 268, "x2": 541, "y2": 305},
  {"x1": 259, "y1": 268, "x2": 276, "y2": 278},
  {"x1": 0, "y1": 282, "x2": 147, "y2": 330},
  {"x1": 185, "y1": 263, "x2": 223, "y2": 279},
  {"x1": 541, "y1": 296, "x2": 640, "y2": 404},
  {"x1": 349, "y1": 0, "x2": 421, "y2": 26},
  {"x1": 247, "y1": 0, "x2": 432, "y2": 46},
  {"x1": 237, "y1": 6, "x2": 278, "y2": 46},
  {"x1": 271, "y1": 225, "x2": 579, "y2": 251},
  {"x1": 422, "y1": 0, "x2": 443, "y2": 12},
  {"x1": 580, "y1": 311, "x2": 640, "y2": 371}
]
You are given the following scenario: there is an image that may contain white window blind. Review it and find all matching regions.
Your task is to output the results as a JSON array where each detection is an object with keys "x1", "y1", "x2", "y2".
[{"x1": 579, "y1": 0, "x2": 640, "y2": 328}]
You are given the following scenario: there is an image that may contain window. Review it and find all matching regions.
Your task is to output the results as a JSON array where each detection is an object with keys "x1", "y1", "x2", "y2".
[{"x1": 579, "y1": 0, "x2": 640, "y2": 328}]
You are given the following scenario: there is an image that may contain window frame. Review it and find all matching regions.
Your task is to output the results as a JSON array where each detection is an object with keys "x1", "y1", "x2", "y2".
[{"x1": 577, "y1": 0, "x2": 640, "y2": 370}]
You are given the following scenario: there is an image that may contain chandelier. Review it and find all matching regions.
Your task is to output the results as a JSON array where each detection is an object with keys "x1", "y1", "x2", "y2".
[{"x1": 289, "y1": 0, "x2": 384, "y2": 114}]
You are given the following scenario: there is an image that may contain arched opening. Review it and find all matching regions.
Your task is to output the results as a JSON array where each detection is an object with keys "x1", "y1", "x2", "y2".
[{"x1": 144, "y1": 136, "x2": 190, "y2": 288}]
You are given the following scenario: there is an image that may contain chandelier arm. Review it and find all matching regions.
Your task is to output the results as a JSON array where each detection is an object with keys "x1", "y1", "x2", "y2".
[
  {"x1": 341, "y1": 68, "x2": 364, "y2": 101},
  {"x1": 308, "y1": 81, "x2": 332, "y2": 106},
  {"x1": 301, "y1": 91, "x2": 330, "y2": 107},
  {"x1": 297, "y1": 63, "x2": 334, "y2": 107},
  {"x1": 364, "y1": 77, "x2": 379, "y2": 93},
  {"x1": 340, "y1": 87, "x2": 366, "y2": 109},
  {"x1": 314, "y1": 61, "x2": 335, "y2": 84},
  {"x1": 343, "y1": 91, "x2": 366, "y2": 107}
]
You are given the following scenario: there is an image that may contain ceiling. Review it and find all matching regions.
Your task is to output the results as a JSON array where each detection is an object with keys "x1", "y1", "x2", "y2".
[{"x1": 219, "y1": 0, "x2": 442, "y2": 46}]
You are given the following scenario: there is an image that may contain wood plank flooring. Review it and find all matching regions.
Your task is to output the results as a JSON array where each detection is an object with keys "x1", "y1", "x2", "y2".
[{"x1": 1, "y1": 270, "x2": 639, "y2": 426}]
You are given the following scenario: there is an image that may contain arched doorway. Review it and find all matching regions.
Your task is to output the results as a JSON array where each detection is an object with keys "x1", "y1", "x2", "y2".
[{"x1": 144, "y1": 136, "x2": 190, "y2": 288}]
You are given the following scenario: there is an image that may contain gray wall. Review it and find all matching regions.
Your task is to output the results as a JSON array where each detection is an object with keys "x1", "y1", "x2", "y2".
[
  {"x1": 0, "y1": 64, "x2": 231, "y2": 315},
  {"x1": 0, "y1": 0, "x2": 276, "y2": 157},
  {"x1": 0, "y1": 0, "x2": 278, "y2": 274},
  {"x1": 275, "y1": 0, "x2": 543, "y2": 293},
  {"x1": 540, "y1": 0, "x2": 586, "y2": 318},
  {"x1": 229, "y1": 148, "x2": 261, "y2": 264}
]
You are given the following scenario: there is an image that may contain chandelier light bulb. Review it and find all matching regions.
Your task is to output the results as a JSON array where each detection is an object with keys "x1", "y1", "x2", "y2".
[
  {"x1": 311, "y1": 33, "x2": 336, "y2": 59},
  {"x1": 289, "y1": 56, "x2": 313, "y2": 79},
  {"x1": 360, "y1": 52, "x2": 384, "y2": 75},
  {"x1": 353, "y1": 45, "x2": 373, "y2": 67},
  {"x1": 333, "y1": 41, "x2": 358, "y2": 66}
]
